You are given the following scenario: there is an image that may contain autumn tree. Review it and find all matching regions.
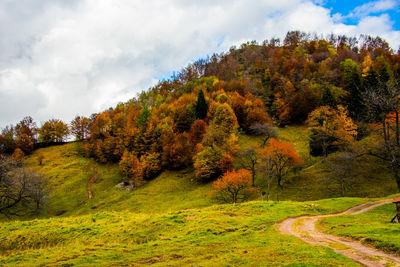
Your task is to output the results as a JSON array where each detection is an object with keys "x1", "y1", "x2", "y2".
[
  {"x1": 140, "y1": 152, "x2": 162, "y2": 180},
  {"x1": 39, "y1": 119, "x2": 69, "y2": 143},
  {"x1": 0, "y1": 126, "x2": 16, "y2": 154},
  {"x1": 37, "y1": 153, "x2": 44, "y2": 165},
  {"x1": 258, "y1": 138, "x2": 303, "y2": 188},
  {"x1": 307, "y1": 105, "x2": 357, "y2": 160},
  {"x1": 119, "y1": 150, "x2": 142, "y2": 189},
  {"x1": 212, "y1": 169, "x2": 254, "y2": 203},
  {"x1": 70, "y1": 116, "x2": 90, "y2": 140},
  {"x1": 11, "y1": 148, "x2": 25, "y2": 163},
  {"x1": 189, "y1": 119, "x2": 207, "y2": 145},
  {"x1": 193, "y1": 145, "x2": 233, "y2": 181}
]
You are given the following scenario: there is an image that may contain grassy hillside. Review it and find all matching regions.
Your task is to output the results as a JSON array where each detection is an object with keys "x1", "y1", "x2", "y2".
[
  {"x1": 24, "y1": 143, "x2": 213, "y2": 218},
  {"x1": 20, "y1": 125, "x2": 399, "y2": 220},
  {"x1": 0, "y1": 198, "x2": 365, "y2": 266},
  {"x1": 320, "y1": 201, "x2": 400, "y2": 256}
]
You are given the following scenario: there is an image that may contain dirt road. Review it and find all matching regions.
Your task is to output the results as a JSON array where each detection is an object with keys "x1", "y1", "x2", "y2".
[{"x1": 277, "y1": 200, "x2": 400, "y2": 266}]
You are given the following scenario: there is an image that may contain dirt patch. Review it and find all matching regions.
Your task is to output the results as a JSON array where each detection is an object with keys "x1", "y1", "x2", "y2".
[{"x1": 277, "y1": 200, "x2": 400, "y2": 267}]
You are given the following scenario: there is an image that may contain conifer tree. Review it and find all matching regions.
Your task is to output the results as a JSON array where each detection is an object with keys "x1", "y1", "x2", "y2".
[{"x1": 195, "y1": 90, "x2": 208, "y2": 119}]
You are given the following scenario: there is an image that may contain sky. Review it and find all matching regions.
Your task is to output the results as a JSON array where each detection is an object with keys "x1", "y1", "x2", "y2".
[{"x1": 0, "y1": 0, "x2": 399, "y2": 127}]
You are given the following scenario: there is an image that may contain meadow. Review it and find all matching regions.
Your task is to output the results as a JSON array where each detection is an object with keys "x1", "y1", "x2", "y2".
[{"x1": 320, "y1": 202, "x2": 400, "y2": 256}]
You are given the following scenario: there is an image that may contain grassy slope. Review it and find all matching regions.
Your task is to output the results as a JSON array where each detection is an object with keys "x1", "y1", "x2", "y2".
[
  {"x1": 24, "y1": 143, "x2": 213, "y2": 218},
  {"x1": 320, "y1": 199, "x2": 400, "y2": 256},
  {"x1": 0, "y1": 198, "x2": 365, "y2": 266},
  {"x1": 20, "y1": 125, "x2": 398, "y2": 219},
  {"x1": 240, "y1": 126, "x2": 399, "y2": 201}
]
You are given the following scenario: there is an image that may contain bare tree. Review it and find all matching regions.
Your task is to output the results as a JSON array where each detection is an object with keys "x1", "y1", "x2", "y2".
[
  {"x1": 0, "y1": 155, "x2": 48, "y2": 217},
  {"x1": 249, "y1": 123, "x2": 278, "y2": 147},
  {"x1": 238, "y1": 146, "x2": 258, "y2": 186},
  {"x1": 325, "y1": 152, "x2": 358, "y2": 197},
  {"x1": 364, "y1": 81, "x2": 400, "y2": 192},
  {"x1": 258, "y1": 155, "x2": 275, "y2": 201}
]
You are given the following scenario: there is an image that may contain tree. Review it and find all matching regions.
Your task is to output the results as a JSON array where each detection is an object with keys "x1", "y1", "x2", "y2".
[
  {"x1": 257, "y1": 152, "x2": 275, "y2": 201},
  {"x1": 249, "y1": 123, "x2": 278, "y2": 147},
  {"x1": 11, "y1": 148, "x2": 25, "y2": 163},
  {"x1": 70, "y1": 116, "x2": 90, "y2": 140},
  {"x1": 137, "y1": 105, "x2": 151, "y2": 127},
  {"x1": 193, "y1": 145, "x2": 233, "y2": 181},
  {"x1": 0, "y1": 156, "x2": 48, "y2": 217},
  {"x1": 238, "y1": 146, "x2": 258, "y2": 186},
  {"x1": 195, "y1": 89, "x2": 208, "y2": 119},
  {"x1": 37, "y1": 153, "x2": 44, "y2": 165},
  {"x1": 15, "y1": 116, "x2": 37, "y2": 145},
  {"x1": 189, "y1": 120, "x2": 207, "y2": 145},
  {"x1": 0, "y1": 126, "x2": 16, "y2": 154},
  {"x1": 119, "y1": 150, "x2": 142, "y2": 189},
  {"x1": 39, "y1": 119, "x2": 69, "y2": 143},
  {"x1": 140, "y1": 152, "x2": 162, "y2": 180},
  {"x1": 211, "y1": 169, "x2": 254, "y2": 203},
  {"x1": 307, "y1": 105, "x2": 357, "y2": 160},
  {"x1": 325, "y1": 152, "x2": 358, "y2": 197},
  {"x1": 15, "y1": 134, "x2": 34, "y2": 154},
  {"x1": 363, "y1": 81, "x2": 400, "y2": 192},
  {"x1": 259, "y1": 138, "x2": 303, "y2": 188},
  {"x1": 341, "y1": 59, "x2": 363, "y2": 120}
]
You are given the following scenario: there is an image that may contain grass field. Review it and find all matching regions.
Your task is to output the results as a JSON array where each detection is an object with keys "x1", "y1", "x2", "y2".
[
  {"x1": 1, "y1": 126, "x2": 399, "y2": 266},
  {"x1": 19, "y1": 126, "x2": 399, "y2": 220},
  {"x1": 23, "y1": 143, "x2": 214, "y2": 218},
  {"x1": 320, "y1": 200, "x2": 400, "y2": 256},
  {"x1": 0, "y1": 198, "x2": 365, "y2": 266}
]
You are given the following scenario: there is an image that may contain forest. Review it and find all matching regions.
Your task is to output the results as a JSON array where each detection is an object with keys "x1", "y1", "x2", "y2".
[{"x1": 1, "y1": 31, "x2": 400, "y2": 212}]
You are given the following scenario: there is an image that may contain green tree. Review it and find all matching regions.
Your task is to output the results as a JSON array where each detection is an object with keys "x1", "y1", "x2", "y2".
[
  {"x1": 137, "y1": 106, "x2": 151, "y2": 127},
  {"x1": 195, "y1": 89, "x2": 208, "y2": 119},
  {"x1": 341, "y1": 59, "x2": 362, "y2": 120}
]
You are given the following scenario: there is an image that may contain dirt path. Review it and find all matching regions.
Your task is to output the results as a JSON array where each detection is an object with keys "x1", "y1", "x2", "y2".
[{"x1": 277, "y1": 200, "x2": 400, "y2": 266}]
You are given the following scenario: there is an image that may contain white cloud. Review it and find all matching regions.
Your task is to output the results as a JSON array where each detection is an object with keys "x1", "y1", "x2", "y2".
[
  {"x1": 350, "y1": 0, "x2": 398, "y2": 18},
  {"x1": 0, "y1": 0, "x2": 399, "y2": 127}
]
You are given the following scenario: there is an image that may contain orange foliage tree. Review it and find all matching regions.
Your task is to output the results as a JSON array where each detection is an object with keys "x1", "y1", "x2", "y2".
[
  {"x1": 212, "y1": 169, "x2": 255, "y2": 203},
  {"x1": 307, "y1": 105, "x2": 357, "y2": 159},
  {"x1": 258, "y1": 138, "x2": 303, "y2": 188},
  {"x1": 119, "y1": 150, "x2": 142, "y2": 189}
]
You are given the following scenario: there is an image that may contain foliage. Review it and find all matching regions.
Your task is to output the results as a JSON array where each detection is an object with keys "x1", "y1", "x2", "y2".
[
  {"x1": 193, "y1": 146, "x2": 233, "y2": 181},
  {"x1": 258, "y1": 138, "x2": 303, "y2": 188},
  {"x1": 307, "y1": 105, "x2": 357, "y2": 158},
  {"x1": 119, "y1": 150, "x2": 142, "y2": 188},
  {"x1": 211, "y1": 169, "x2": 255, "y2": 203},
  {"x1": 70, "y1": 116, "x2": 91, "y2": 140},
  {"x1": 39, "y1": 119, "x2": 69, "y2": 143},
  {"x1": 11, "y1": 148, "x2": 25, "y2": 163}
]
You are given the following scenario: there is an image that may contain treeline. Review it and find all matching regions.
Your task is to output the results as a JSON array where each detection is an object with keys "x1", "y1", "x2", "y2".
[{"x1": 1, "y1": 31, "x2": 400, "y2": 193}]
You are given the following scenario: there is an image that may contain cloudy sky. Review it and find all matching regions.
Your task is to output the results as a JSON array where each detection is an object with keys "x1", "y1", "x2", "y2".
[{"x1": 0, "y1": 0, "x2": 399, "y2": 127}]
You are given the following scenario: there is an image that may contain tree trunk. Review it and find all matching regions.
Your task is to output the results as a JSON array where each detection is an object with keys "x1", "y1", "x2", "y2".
[{"x1": 394, "y1": 167, "x2": 400, "y2": 193}]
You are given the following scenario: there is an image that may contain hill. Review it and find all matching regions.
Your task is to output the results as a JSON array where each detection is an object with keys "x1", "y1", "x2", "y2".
[
  {"x1": 17, "y1": 126, "x2": 397, "y2": 220},
  {"x1": 0, "y1": 197, "x2": 366, "y2": 266}
]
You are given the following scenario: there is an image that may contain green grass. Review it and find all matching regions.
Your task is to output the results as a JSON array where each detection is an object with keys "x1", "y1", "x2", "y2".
[
  {"x1": 24, "y1": 143, "x2": 213, "y2": 218},
  {"x1": 0, "y1": 198, "x2": 365, "y2": 266},
  {"x1": 320, "y1": 198, "x2": 400, "y2": 256},
  {"x1": 20, "y1": 126, "x2": 399, "y2": 220},
  {"x1": 239, "y1": 125, "x2": 399, "y2": 201}
]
